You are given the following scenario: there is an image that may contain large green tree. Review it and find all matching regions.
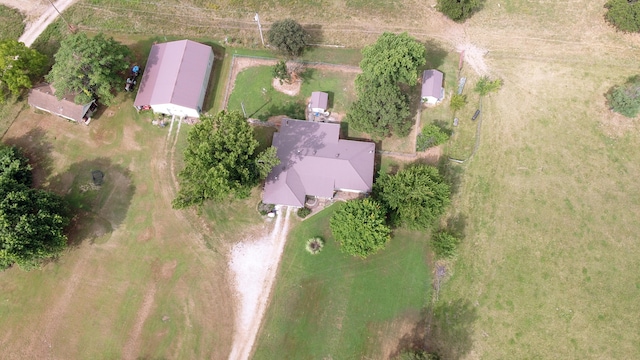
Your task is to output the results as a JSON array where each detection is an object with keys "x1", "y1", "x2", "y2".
[
  {"x1": 46, "y1": 32, "x2": 130, "y2": 105},
  {"x1": 0, "y1": 40, "x2": 47, "y2": 102},
  {"x1": 346, "y1": 79, "x2": 412, "y2": 138},
  {"x1": 359, "y1": 32, "x2": 426, "y2": 86},
  {"x1": 607, "y1": 75, "x2": 640, "y2": 118},
  {"x1": 267, "y1": 19, "x2": 308, "y2": 57},
  {"x1": 374, "y1": 164, "x2": 451, "y2": 230},
  {"x1": 0, "y1": 145, "x2": 69, "y2": 270},
  {"x1": 605, "y1": 0, "x2": 640, "y2": 33},
  {"x1": 437, "y1": 0, "x2": 484, "y2": 22},
  {"x1": 329, "y1": 198, "x2": 391, "y2": 258},
  {"x1": 173, "y1": 111, "x2": 280, "y2": 209}
]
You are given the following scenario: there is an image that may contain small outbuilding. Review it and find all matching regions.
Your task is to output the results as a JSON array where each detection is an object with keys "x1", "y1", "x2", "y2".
[
  {"x1": 28, "y1": 83, "x2": 95, "y2": 122},
  {"x1": 134, "y1": 40, "x2": 214, "y2": 118},
  {"x1": 421, "y1": 69, "x2": 445, "y2": 105},
  {"x1": 310, "y1": 91, "x2": 329, "y2": 113}
]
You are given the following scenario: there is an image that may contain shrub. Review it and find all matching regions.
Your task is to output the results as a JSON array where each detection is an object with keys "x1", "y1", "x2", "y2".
[
  {"x1": 437, "y1": 0, "x2": 484, "y2": 22},
  {"x1": 305, "y1": 237, "x2": 324, "y2": 254},
  {"x1": 297, "y1": 207, "x2": 312, "y2": 218},
  {"x1": 257, "y1": 201, "x2": 275, "y2": 215},
  {"x1": 605, "y1": 0, "x2": 640, "y2": 33},
  {"x1": 449, "y1": 93, "x2": 467, "y2": 111},
  {"x1": 272, "y1": 60, "x2": 290, "y2": 85},
  {"x1": 416, "y1": 124, "x2": 450, "y2": 151},
  {"x1": 474, "y1": 76, "x2": 502, "y2": 96},
  {"x1": 606, "y1": 76, "x2": 640, "y2": 118},
  {"x1": 431, "y1": 231, "x2": 460, "y2": 258}
]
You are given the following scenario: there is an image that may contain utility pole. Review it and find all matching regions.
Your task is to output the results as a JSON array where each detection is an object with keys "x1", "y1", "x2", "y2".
[
  {"x1": 254, "y1": 13, "x2": 265, "y2": 47},
  {"x1": 46, "y1": 0, "x2": 75, "y2": 32}
]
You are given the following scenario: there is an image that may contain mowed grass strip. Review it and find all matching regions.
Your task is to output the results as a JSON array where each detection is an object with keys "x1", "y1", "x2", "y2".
[{"x1": 254, "y1": 204, "x2": 431, "y2": 359}]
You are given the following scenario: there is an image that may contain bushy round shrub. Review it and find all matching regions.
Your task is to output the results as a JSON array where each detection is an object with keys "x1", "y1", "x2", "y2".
[
  {"x1": 305, "y1": 237, "x2": 324, "y2": 255},
  {"x1": 297, "y1": 207, "x2": 312, "y2": 218}
]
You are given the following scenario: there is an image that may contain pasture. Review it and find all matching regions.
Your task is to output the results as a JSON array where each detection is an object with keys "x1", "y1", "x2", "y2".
[
  {"x1": 0, "y1": 97, "x2": 264, "y2": 359},
  {"x1": 0, "y1": 0, "x2": 639, "y2": 358}
]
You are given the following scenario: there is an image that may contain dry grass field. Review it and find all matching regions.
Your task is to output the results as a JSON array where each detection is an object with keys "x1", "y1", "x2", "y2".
[
  {"x1": 0, "y1": 0, "x2": 639, "y2": 358},
  {"x1": 0, "y1": 101, "x2": 265, "y2": 359}
]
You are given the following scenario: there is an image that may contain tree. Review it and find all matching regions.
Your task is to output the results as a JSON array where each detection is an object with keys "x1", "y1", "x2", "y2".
[
  {"x1": 272, "y1": 60, "x2": 291, "y2": 85},
  {"x1": 329, "y1": 198, "x2": 391, "y2": 258},
  {"x1": 394, "y1": 350, "x2": 441, "y2": 360},
  {"x1": 267, "y1": 19, "x2": 308, "y2": 57},
  {"x1": 437, "y1": 0, "x2": 484, "y2": 22},
  {"x1": 173, "y1": 111, "x2": 280, "y2": 209},
  {"x1": 474, "y1": 76, "x2": 502, "y2": 96},
  {"x1": 449, "y1": 93, "x2": 467, "y2": 111},
  {"x1": 374, "y1": 165, "x2": 451, "y2": 230},
  {"x1": 0, "y1": 145, "x2": 69, "y2": 270},
  {"x1": 346, "y1": 79, "x2": 412, "y2": 138},
  {"x1": 605, "y1": 0, "x2": 640, "y2": 33},
  {"x1": 416, "y1": 124, "x2": 450, "y2": 151},
  {"x1": 46, "y1": 32, "x2": 131, "y2": 106},
  {"x1": 255, "y1": 145, "x2": 281, "y2": 179},
  {"x1": 360, "y1": 32, "x2": 426, "y2": 86},
  {"x1": 0, "y1": 40, "x2": 47, "y2": 102},
  {"x1": 606, "y1": 75, "x2": 640, "y2": 118}
]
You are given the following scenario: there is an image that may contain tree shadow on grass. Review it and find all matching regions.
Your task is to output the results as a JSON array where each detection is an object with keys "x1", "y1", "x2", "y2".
[
  {"x1": 437, "y1": 158, "x2": 465, "y2": 196},
  {"x1": 49, "y1": 157, "x2": 135, "y2": 247},
  {"x1": 427, "y1": 299, "x2": 478, "y2": 359},
  {"x1": 423, "y1": 39, "x2": 449, "y2": 70},
  {"x1": 303, "y1": 23, "x2": 323, "y2": 45},
  {"x1": 263, "y1": 101, "x2": 306, "y2": 121},
  {"x1": 393, "y1": 299, "x2": 477, "y2": 359},
  {"x1": 3, "y1": 127, "x2": 55, "y2": 187}
]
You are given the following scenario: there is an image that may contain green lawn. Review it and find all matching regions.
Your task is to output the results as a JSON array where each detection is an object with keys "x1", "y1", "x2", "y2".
[
  {"x1": 254, "y1": 204, "x2": 432, "y2": 358},
  {"x1": 0, "y1": 5, "x2": 24, "y2": 41},
  {"x1": 227, "y1": 65, "x2": 357, "y2": 121}
]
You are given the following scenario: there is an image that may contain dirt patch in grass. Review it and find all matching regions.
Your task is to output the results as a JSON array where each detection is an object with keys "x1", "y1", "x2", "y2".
[{"x1": 272, "y1": 78, "x2": 301, "y2": 96}]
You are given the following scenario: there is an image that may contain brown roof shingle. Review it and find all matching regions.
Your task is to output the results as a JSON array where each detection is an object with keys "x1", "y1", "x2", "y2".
[
  {"x1": 28, "y1": 83, "x2": 92, "y2": 122},
  {"x1": 262, "y1": 119, "x2": 375, "y2": 207}
]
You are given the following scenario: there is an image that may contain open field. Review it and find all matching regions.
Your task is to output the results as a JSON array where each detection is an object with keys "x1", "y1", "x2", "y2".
[
  {"x1": 0, "y1": 0, "x2": 640, "y2": 358},
  {"x1": 0, "y1": 95, "x2": 266, "y2": 359},
  {"x1": 253, "y1": 204, "x2": 432, "y2": 359},
  {"x1": 0, "y1": 4, "x2": 24, "y2": 40}
]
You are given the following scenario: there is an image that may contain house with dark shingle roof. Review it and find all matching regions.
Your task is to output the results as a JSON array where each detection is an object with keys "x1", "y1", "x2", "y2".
[
  {"x1": 134, "y1": 40, "x2": 214, "y2": 118},
  {"x1": 262, "y1": 119, "x2": 375, "y2": 207},
  {"x1": 421, "y1": 69, "x2": 445, "y2": 105},
  {"x1": 28, "y1": 83, "x2": 95, "y2": 122}
]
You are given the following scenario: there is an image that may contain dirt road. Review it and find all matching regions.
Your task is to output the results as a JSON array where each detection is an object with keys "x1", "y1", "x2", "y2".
[
  {"x1": 228, "y1": 206, "x2": 293, "y2": 360},
  {"x1": 0, "y1": 0, "x2": 78, "y2": 47}
]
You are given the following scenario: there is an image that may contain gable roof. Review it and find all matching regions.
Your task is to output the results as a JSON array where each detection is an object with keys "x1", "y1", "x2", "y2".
[
  {"x1": 310, "y1": 91, "x2": 329, "y2": 110},
  {"x1": 134, "y1": 40, "x2": 213, "y2": 109},
  {"x1": 263, "y1": 119, "x2": 376, "y2": 207},
  {"x1": 421, "y1": 69, "x2": 444, "y2": 98},
  {"x1": 28, "y1": 83, "x2": 92, "y2": 121}
]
